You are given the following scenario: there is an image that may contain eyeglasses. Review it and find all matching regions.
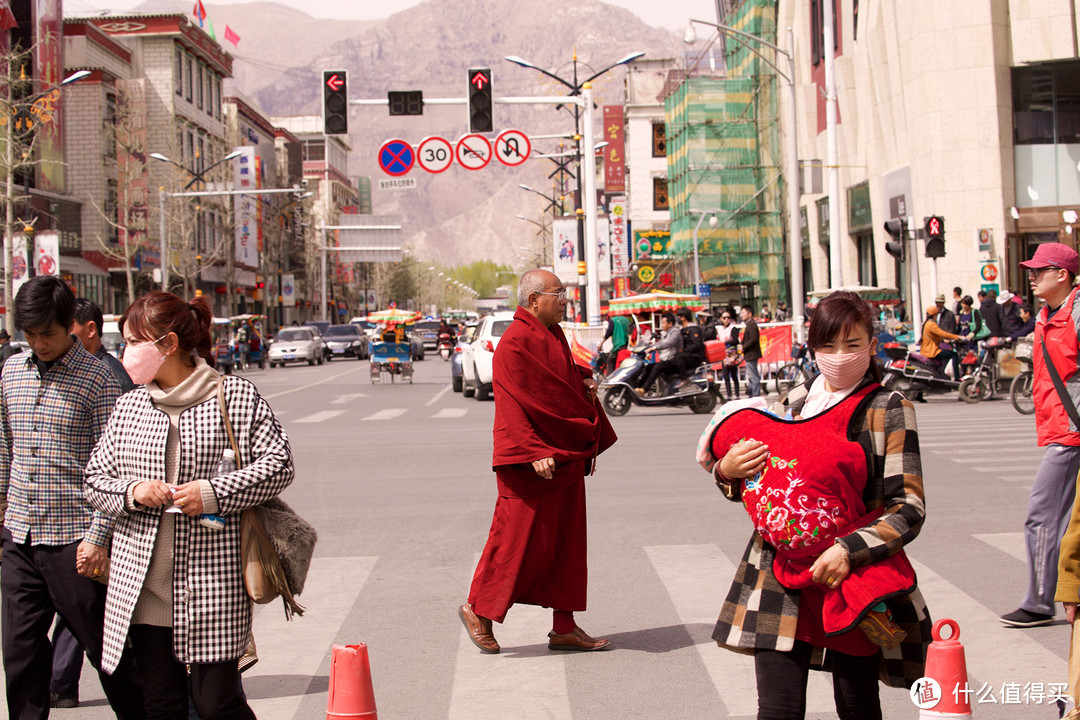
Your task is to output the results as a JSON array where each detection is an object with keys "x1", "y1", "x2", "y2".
[
  {"x1": 720, "y1": 315, "x2": 731, "y2": 320},
  {"x1": 1028, "y1": 267, "x2": 1062, "y2": 280},
  {"x1": 535, "y1": 290, "x2": 567, "y2": 302}
]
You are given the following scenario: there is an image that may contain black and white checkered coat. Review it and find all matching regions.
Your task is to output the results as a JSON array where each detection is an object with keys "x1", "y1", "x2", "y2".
[{"x1": 84, "y1": 374, "x2": 293, "y2": 673}]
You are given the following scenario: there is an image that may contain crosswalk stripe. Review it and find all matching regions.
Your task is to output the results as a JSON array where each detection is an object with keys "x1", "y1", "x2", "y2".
[
  {"x1": 644, "y1": 544, "x2": 835, "y2": 717},
  {"x1": 361, "y1": 408, "x2": 406, "y2": 421},
  {"x1": 433, "y1": 408, "x2": 467, "y2": 419},
  {"x1": 911, "y1": 558, "x2": 1064, "y2": 693},
  {"x1": 972, "y1": 532, "x2": 1026, "y2": 562},
  {"x1": 294, "y1": 410, "x2": 346, "y2": 423},
  {"x1": 920, "y1": 440, "x2": 1033, "y2": 448},
  {"x1": 449, "y1": 558, "x2": 571, "y2": 719},
  {"x1": 247, "y1": 556, "x2": 377, "y2": 718},
  {"x1": 932, "y1": 448, "x2": 1043, "y2": 457},
  {"x1": 331, "y1": 393, "x2": 369, "y2": 404}
]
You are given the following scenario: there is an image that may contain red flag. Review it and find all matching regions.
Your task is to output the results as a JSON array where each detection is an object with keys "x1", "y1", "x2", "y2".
[
  {"x1": 223, "y1": 24, "x2": 240, "y2": 47},
  {"x1": 192, "y1": 0, "x2": 206, "y2": 26},
  {"x1": 0, "y1": 0, "x2": 17, "y2": 31}
]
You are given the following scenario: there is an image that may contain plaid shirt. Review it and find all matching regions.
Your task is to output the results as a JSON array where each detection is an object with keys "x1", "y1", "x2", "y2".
[{"x1": 0, "y1": 338, "x2": 120, "y2": 547}]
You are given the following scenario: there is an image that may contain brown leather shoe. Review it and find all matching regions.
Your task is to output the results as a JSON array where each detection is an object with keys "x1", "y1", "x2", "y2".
[
  {"x1": 547, "y1": 627, "x2": 611, "y2": 651},
  {"x1": 458, "y1": 603, "x2": 500, "y2": 654}
]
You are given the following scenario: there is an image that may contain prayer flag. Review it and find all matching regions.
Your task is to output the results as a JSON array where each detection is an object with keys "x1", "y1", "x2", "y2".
[{"x1": 224, "y1": 25, "x2": 240, "y2": 47}]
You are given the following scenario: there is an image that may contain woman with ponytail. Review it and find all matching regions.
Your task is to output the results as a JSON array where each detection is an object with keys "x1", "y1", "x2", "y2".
[{"x1": 84, "y1": 291, "x2": 293, "y2": 719}]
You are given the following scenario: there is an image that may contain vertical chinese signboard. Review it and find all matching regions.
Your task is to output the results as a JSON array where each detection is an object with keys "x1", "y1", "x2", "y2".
[
  {"x1": 116, "y1": 79, "x2": 152, "y2": 265},
  {"x1": 233, "y1": 147, "x2": 258, "y2": 267},
  {"x1": 609, "y1": 197, "x2": 628, "y2": 298},
  {"x1": 603, "y1": 106, "x2": 625, "y2": 194},
  {"x1": 35, "y1": 0, "x2": 63, "y2": 191}
]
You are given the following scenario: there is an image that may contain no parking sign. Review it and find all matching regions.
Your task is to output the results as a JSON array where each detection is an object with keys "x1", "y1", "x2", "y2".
[{"x1": 378, "y1": 139, "x2": 415, "y2": 176}]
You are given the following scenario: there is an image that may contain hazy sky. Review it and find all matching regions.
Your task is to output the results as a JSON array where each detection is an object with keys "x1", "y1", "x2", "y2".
[{"x1": 63, "y1": 0, "x2": 722, "y2": 32}]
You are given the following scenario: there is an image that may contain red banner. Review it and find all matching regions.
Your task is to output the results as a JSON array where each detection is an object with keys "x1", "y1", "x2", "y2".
[
  {"x1": 603, "y1": 106, "x2": 625, "y2": 193},
  {"x1": 758, "y1": 325, "x2": 793, "y2": 365}
]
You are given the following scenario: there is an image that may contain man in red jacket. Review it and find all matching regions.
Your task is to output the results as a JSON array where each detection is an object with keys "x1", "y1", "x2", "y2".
[
  {"x1": 459, "y1": 269, "x2": 618, "y2": 653},
  {"x1": 1001, "y1": 243, "x2": 1080, "y2": 628}
]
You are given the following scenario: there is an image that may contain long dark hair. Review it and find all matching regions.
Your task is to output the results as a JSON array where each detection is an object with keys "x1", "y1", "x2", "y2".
[
  {"x1": 806, "y1": 291, "x2": 882, "y2": 383},
  {"x1": 120, "y1": 291, "x2": 215, "y2": 368}
]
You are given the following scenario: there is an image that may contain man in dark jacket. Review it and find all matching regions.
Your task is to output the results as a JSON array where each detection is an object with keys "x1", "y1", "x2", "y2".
[
  {"x1": 935, "y1": 294, "x2": 958, "y2": 334},
  {"x1": 672, "y1": 307, "x2": 707, "y2": 383},
  {"x1": 739, "y1": 305, "x2": 762, "y2": 397},
  {"x1": 999, "y1": 291, "x2": 1024, "y2": 337},
  {"x1": 981, "y1": 290, "x2": 1004, "y2": 337}
]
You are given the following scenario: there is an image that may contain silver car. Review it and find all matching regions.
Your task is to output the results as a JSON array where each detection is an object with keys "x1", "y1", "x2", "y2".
[{"x1": 268, "y1": 327, "x2": 323, "y2": 367}]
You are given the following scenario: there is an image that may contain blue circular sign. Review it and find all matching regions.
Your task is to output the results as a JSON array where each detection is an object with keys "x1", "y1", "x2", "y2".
[{"x1": 378, "y1": 139, "x2": 415, "y2": 177}]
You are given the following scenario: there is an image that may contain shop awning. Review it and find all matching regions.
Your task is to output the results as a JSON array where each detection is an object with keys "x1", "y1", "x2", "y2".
[{"x1": 60, "y1": 256, "x2": 108, "y2": 277}]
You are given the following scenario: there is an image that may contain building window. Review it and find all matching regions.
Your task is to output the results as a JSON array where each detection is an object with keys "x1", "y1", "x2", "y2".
[
  {"x1": 185, "y1": 55, "x2": 193, "y2": 101},
  {"x1": 196, "y1": 64, "x2": 204, "y2": 109},
  {"x1": 186, "y1": 130, "x2": 195, "y2": 171},
  {"x1": 653, "y1": 177, "x2": 669, "y2": 211},
  {"x1": 106, "y1": 179, "x2": 118, "y2": 245},
  {"x1": 810, "y1": 0, "x2": 838, "y2": 66},
  {"x1": 856, "y1": 233, "x2": 877, "y2": 286},
  {"x1": 104, "y1": 93, "x2": 117, "y2": 159},
  {"x1": 197, "y1": 136, "x2": 205, "y2": 175},
  {"x1": 652, "y1": 123, "x2": 666, "y2": 157},
  {"x1": 215, "y1": 77, "x2": 222, "y2": 120},
  {"x1": 174, "y1": 46, "x2": 182, "y2": 96},
  {"x1": 304, "y1": 139, "x2": 325, "y2": 162},
  {"x1": 206, "y1": 71, "x2": 214, "y2": 116}
]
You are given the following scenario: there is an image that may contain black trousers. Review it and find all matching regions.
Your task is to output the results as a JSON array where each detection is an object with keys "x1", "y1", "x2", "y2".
[
  {"x1": 129, "y1": 625, "x2": 254, "y2": 720},
  {"x1": 673, "y1": 352, "x2": 704, "y2": 379},
  {"x1": 642, "y1": 359, "x2": 680, "y2": 392},
  {"x1": 0, "y1": 530, "x2": 145, "y2": 720},
  {"x1": 754, "y1": 640, "x2": 881, "y2": 720}
]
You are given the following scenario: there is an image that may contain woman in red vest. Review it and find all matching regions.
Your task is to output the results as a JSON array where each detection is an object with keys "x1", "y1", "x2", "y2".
[{"x1": 702, "y1": 291, "x2": 931, "y2": 720}]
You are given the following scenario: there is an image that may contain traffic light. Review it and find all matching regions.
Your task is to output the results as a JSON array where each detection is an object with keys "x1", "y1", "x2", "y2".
[
  {"x1": 884, "y1": 218, "x2": 906, "y2": 261},
  {"x1": 388, "y1": 91, "x2": 423, "y2": 116},
  {"x1": 468, "y1": 68, "x2": 493, "y2": 133},
  {"x1": 925, "y1": 215, "x2": 945, "y2": 258},
  {"x1": 322, "y1": 70, "x2": 348, "y2": 135}
]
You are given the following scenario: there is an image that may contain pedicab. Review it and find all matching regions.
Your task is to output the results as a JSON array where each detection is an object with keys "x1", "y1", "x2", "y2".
[
  {"x1": 362, "y1": 308, "x2": 421, "y2": 384},
  {"x1": 230, "y1": 314, "x2": 267, "y2": 370}
]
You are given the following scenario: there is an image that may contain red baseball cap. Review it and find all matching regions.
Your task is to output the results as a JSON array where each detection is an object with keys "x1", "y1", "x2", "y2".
[{"x1": 1019, "y1": 242, "x2": 1079, "y2": 275}]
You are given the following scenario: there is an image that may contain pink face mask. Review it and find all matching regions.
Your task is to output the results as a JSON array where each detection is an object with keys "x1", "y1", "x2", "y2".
[
  {"x1": 815, "y1": 345, "x2": 872, "y2": 390},
  {"x1": 122, "y1": 334, "x2": 168, "y2": 385}
]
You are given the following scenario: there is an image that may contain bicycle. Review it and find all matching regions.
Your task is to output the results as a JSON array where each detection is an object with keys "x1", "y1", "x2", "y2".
[
  {"x1": 1009, "y1": 336, "x2": 1034, "y2": 415},
  {"x1": 773, "y1": 343, "x2": 817, "y2": 395}
]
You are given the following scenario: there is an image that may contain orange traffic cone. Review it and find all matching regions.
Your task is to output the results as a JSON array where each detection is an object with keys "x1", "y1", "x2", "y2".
[
  {"x1": 327, "y1": 644, "x2": 377, "y2": 719},
  {"x1": 918, "y1": 618, "x2": 972, "y2": 719}
]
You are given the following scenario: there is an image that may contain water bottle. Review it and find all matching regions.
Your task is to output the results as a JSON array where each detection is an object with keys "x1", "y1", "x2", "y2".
[{"x1": 198, "y1": 448, "x2": 235, "y2": 531}]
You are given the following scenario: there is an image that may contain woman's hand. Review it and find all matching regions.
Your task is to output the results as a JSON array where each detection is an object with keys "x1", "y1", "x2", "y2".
[
  {"x1": 1066, "y1": 602, "x2": 1077, "y2": 624},
  {"x1": 75, "y1": 541, "x2": 109, "y2": 579},
  {"x1": 132, "y1": 481, "x2": 171, "y2": 508},
  {"x1": 810, "y1": 543, "x2": 851, "y2": 588},
  {"x1": 170, "y1": 482, "x2": 205, "y2": 517},
  {"x1": 719, "y1": 439, "x2": 769, "y2": 479}
]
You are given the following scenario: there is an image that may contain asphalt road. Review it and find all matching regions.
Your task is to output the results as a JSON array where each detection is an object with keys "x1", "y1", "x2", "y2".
[{"x1": 20, "y1": 357, "x2": 1075, "y2": 718}]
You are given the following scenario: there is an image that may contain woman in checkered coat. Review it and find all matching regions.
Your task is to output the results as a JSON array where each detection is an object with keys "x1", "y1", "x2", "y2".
[{"x1": 85, "y1": 292, "x2": 293, "y2": 720}]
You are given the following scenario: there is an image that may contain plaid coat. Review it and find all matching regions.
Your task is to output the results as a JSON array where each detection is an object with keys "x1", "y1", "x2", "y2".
[
  {"x1": 85, "y1": 374, "x2": 293, "y2": 673},
  {"x1": 711, "y1": 379, "x2": 931, "y2": 689}
]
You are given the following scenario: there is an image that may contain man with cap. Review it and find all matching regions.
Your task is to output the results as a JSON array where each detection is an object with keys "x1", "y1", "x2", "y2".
[
  {"x1": 0, "y1": 329, "x2": 19, "y2": 366},
  {"x1": 1002, "y1": 242, "x2": 1080, "y2": 628},
  {"x1": 935, "y1": 293, "x2": 958, "y2": 334}
]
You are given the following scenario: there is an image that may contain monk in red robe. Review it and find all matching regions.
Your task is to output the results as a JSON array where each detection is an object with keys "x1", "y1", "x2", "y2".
[{"x1": 459, "y1": 269, "x2": 618, "y2": 653}]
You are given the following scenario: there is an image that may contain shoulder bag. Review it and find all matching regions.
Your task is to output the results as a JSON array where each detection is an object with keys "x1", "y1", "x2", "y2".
[{"x1": 217, "y1": 379, "x2": 316, "y2": 619}]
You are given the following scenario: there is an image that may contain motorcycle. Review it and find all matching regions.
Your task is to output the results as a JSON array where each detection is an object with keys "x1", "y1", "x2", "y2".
[
  {"x1": 957, "y1": 336, "x2": 1019, "y2": 404},
  {"x1": 600, "y1": 343, "x2": 718, "y2": 416},
  {"x1": 437, "y1": 332, "x2": 454, "y2": 361},
  {"x1": 881, "y1": 342, "x2": 978, "y2": 400}
]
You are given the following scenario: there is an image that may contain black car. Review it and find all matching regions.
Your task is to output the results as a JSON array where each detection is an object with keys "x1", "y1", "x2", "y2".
[
  {"x1": 414, "y1": 320, "x2": 443, "y2": 350},
  {"x1": 323, "y1": 324, "x2": 368, "y2": 360}
]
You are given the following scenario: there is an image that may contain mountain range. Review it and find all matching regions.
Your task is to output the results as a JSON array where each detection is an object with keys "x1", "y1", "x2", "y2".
[{"x1": 127, "y1": 0, "x2": 682, "y2": 266}]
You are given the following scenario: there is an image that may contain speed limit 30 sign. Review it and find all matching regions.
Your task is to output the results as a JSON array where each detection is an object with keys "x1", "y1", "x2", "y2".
[{"x1": 417, "y1": 136, "x2": 453, "y2": 173}]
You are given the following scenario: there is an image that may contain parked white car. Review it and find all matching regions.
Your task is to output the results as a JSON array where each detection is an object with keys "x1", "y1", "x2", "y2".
[
  {"x1": 268, "y1": 327, "x2": 323, "y2": 367},
  {"x1": 461, "y1": 311, "x2": 515, "y2": 401}
]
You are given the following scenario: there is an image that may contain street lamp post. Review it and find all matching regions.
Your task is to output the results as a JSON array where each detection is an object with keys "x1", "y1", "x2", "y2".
[
  {"x1": 686, "y1": 19, "x2": 804, "y2": 339},
  {"x1": 691, "y1": 210, "x2": 722, "y2": 291},
  {"x1": 505, "y1": 51, "x2": 644, "y2": 326}
]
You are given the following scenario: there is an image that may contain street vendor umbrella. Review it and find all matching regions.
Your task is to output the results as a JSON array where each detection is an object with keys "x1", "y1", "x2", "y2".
[
  {"x1": 608, "y1": 292, "x2": 705, "y2": 317},
  {"x1": 362, "y1": 308, "x2": 422, "y2": 324}
]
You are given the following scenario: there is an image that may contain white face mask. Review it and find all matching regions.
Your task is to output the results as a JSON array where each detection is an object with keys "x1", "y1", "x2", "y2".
[
  {"x1": 815, "y1": 345, "x2": 873, "y2": 390},
  {"x1": 122, "y1": 334, "x2": 168, "y2": 385}
]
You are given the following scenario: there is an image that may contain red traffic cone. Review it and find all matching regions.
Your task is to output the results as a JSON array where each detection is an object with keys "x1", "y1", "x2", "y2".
[
  {"x1": 918, "y1": 618, "x2": 972, "y2": 719},
  {"x1": 327, "y1": 644, "x2": 377, "y2": 719}
]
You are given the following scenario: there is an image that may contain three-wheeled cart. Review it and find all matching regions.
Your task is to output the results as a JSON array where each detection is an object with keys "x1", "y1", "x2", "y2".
[{"x1": 370, "y1": 341, "x2": 413, "y2": 383}]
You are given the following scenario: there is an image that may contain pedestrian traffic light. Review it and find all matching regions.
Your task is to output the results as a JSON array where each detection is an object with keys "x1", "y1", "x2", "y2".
[
  {"x1": 388, "y1": 91, "x2": 423, "y2": 116},
  {"x1": 468, "y1": 68, "x2": 493, "y2": 134},
  {"x1": 925, "y1": 215, "x2": 946, "y2": 258},
  {"x1": 322, "y1": 70, "x2": 348, "y2": 135},
  {"x1": 884, "y1": 218, "x2": 906, "y2": 261}
]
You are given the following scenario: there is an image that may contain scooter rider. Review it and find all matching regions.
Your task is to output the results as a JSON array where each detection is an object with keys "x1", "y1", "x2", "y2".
[
  {"x1": 921, "y1": 305, "x2": 970, "y2": 381},
  {"x1": 637, "y1": 312, "x2": 682, "y2": 395},
  {"x1": 673, "y1": 307, "x2": 708, "y2": 385}
]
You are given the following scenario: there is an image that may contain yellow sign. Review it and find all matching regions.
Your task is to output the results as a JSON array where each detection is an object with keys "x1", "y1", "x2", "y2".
[{"x1": 638, "y1": 266, "x2": 655, "y2": 283}]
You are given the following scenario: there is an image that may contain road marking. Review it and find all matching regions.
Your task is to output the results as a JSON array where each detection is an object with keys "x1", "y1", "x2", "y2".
[
  {"x1": 934, "y1": 448, "x2": 1043, "y2": 456},
  {"x1": 331, "y1": 393, "x2": 369, "y2": 404},
  {"x1": 433, "y1": 408, "x2": 467, "y2": 419},
  {"x1": 969, "y1": 465, "x2": 1038, "y2": 475},
  {"x1": 247, "y1": 556, "x2": 377, "y2": 718},
  {"x1": 972, "y1": 532, "x2": 1026, "y2": 562},
  {"x1": 920, "y1": 440, "x2": 1033, "y2": 448},
  {"x1": 645, "y1": 544, "x2": 835, "y2": 717},
  {"x1": 911, "y1": 558, "x2": 1064, "y2": 692},
  {"x1": 425, "y1": 384, "x2": 453, "y2": 407},
  {"x1": 449, "y1": 557, "x2": 570, "y2": 720},
  {"x1": 294, "y1": 410, "x2": 346, "y2": 424},
  {"x1": 264, "y1": 367, "x2": 363, "y2": 400},
  {"x1": 362, "y1": 408, "x2": 406, "y2": 421}
]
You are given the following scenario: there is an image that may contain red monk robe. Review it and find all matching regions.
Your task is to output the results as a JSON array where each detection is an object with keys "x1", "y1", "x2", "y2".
[{"x1": 468, "y1": 306, "x2": 617, "y2": 623}]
